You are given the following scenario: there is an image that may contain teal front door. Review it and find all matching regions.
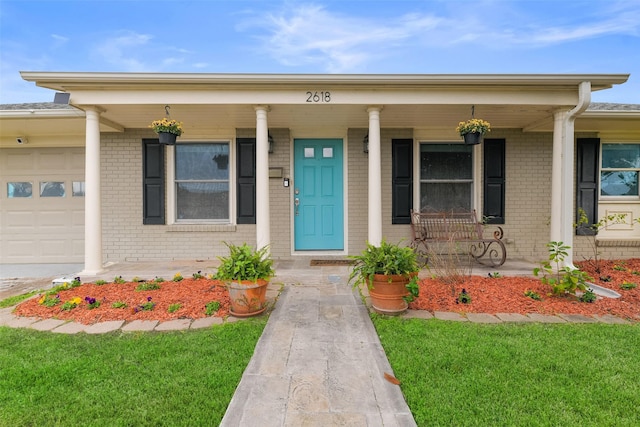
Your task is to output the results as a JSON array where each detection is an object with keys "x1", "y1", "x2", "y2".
[{"x1": 294, "y1": 139, "x2": 344, "y2": 250}]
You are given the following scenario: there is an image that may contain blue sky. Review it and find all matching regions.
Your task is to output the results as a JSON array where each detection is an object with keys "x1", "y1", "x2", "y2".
[{"x1": 1, "y1": 0, "x2": 639, "y2": 104}]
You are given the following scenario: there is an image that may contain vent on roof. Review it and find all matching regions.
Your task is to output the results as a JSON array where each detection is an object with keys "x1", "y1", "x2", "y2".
[{"x1": 53, "y1": 92, "x2": 70, "y2": 104}]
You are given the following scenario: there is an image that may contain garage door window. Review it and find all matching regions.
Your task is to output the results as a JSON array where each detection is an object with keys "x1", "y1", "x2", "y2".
[
  {"x1": 40, "y1": 182, "x2": 65, "y2": 197},
  {"x1": 7, "y1": 182, "x2": 32, "y2": 198},
  {"x1": 72, "y1": 181, "x2": 85, "y2": 197}
]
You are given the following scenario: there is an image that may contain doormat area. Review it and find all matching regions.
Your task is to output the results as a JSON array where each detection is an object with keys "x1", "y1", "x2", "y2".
[{"x1": 310, "y1": 259, "x2": 354, "y2": 266}]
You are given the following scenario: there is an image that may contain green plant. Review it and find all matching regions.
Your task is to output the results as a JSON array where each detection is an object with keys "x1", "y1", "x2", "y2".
[
  {"x1": 111, "y1": 301, "x2": 128, "y2": 309},
  {"x1": 192, "y1": 271, "x2": 205, "y2": 279},
  {"x1": 576, "y1": 209, "x2": 629, "y2": 273},
  {"x1": 348, "y1": 240, "x2": 419, "y2": 287},
  {"x1": 456, "y1": 118, "x2": 491, "y2": 136},
  {"x1": 173, "y1": 272, "x2": 183, "y2": 282},
  {"x1": 95, "y1": 279, "x2": 107, "y2": 285},
  {"x1": 168, "y1": 303, "x2": 182, "y2": 313},
  {"x1": 533, "y1": 241, "x2": 592, "y2": 296},
  {"x1": 131, "y1": 276, "x2": 144, "y2": 283},
  {"x1": 524, "y1": 289, "x2": 542, "y2": 301},
  {"x1": 620, "y1": 282, "x2": 637, "y2": 290},
  {"x1": 205, "y1": 301, "x2": 221, "y2": 316},
  {"x1": 580, "y1": 288, "x2": 597, "y2": 303},
  {"x1": 113, "y1": 276, "x2": 126, "y2": 284},
  {"x1": 488, "y1": 272, "x2": 502, "y2": 278},
  {"x1": 613, "y1": 264, "x2": 627, "y2": 272},
  {"x1": 84, "y1": 296, "x2": 101, "y2": 309},
  {"x1": 61, "y1": 297, "x2": 82, "y2": 311},
  {"x1": 136, "y1": 282, "x2": 161, "y2": 291},
  {"x1": 456, "y1": 288, "x2": 472, "y2": 304},
  {"x1": 149, "y1": 117, "x2": 184, "y2": 136},
  {"x1": 154, "y1": 277, "x2": 165, "y2": 283},
  {"x1": 135, "y1": 297, "x2": 155, "y2": 312},
  {"x1": 38, "y1": 294, "x2": 60, "y2": 307},
  {"x1": 0, "y1": 290, "x2": 39, "y2": 308},
  {"x1": 214, "y1": 242, "x2": 274, "y2": 282}
]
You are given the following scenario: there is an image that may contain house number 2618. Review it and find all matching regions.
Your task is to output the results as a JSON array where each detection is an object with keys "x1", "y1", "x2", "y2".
[{"x1": 306, "y1": 91, "x2": 331, "y2": 103}]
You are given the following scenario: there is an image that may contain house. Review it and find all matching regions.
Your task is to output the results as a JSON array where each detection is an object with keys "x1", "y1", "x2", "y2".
[{"x1": 1, "y1": 72, "x2": 639, "y2": 274}]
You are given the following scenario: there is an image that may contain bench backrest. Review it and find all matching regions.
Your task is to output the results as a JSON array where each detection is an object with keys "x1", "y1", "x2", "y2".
[{"x1": 411, "y1": 210, "x2": 484, "y2": 241}]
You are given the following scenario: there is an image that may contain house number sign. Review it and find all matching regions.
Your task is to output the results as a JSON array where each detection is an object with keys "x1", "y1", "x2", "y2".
[{"x1": 305, "y1": 91, "x2": 331, "y2": 103}]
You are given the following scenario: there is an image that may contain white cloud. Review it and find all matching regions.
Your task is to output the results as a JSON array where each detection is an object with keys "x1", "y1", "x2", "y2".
[
  {"x1": 93, "y1": 31, "x2": 154, "y2": 71},
  {"x1": 238, "y1": 2, "x2": 640, "y2": 72}
]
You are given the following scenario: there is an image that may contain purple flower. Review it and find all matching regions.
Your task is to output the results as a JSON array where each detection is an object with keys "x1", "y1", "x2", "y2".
[{"x1": 147, "y1": 296, "x2": 152, "y2": 302}]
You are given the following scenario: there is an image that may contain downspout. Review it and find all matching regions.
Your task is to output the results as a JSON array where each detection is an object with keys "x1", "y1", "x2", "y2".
[{"x1": 550, "y1": 81, "x2": 591, "y2": 268}]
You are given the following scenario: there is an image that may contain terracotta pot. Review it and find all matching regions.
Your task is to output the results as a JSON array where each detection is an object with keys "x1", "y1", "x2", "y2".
[
  {"x1": 226, "y1": 279, "x2": 269, "y2": 317},
  {"x1": 366, "y1": 273, "x2": 413, "y2": 315}
]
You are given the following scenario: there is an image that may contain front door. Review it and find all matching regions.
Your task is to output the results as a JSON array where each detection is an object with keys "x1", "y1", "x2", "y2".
[{"x1": 293, "y1": 139, "x2": 344, "y2": 250}]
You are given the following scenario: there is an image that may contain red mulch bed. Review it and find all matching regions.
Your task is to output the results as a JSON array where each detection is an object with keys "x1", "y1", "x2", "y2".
[
  {"x1": 12, "y1": 259, "x2": 640, "y2": 324},
  {"x1": 409, "y1": 258, "x2": 640, "y2": 321},
  {"x1": 14, "y1": 278, "x2": 230, "y2": 325}
]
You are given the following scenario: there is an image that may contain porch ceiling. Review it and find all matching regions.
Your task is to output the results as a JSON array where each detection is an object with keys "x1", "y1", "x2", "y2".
[{"x1": 89, "y1": 103, "x2": 558, "y2": 133}]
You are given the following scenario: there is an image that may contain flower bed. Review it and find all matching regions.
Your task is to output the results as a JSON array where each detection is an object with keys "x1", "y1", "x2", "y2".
[
  {"x1": 409, "y1": 258, "x2": 640, "y2": 321},
  {"x1": 14, "y1": 277, "x2": 230, "y2": 325}
]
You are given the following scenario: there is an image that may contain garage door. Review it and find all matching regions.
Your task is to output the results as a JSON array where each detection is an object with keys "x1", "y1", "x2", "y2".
[{"x1": 0, "y1": 147, "x2": 85, "y2": 263}]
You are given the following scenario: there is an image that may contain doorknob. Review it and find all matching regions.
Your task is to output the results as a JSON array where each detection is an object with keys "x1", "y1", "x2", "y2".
[{"x1": 294, "y1": 197, "x2": 300, "y2": 216}]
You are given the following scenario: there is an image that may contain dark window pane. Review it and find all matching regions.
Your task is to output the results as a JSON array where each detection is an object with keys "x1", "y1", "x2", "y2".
[
  {"x1": 600, "y1": 171, "x2": 638, "y2": 196},
  {"x1": 420, "y1": 182, "x2": 472, "y2": 211},
  {"x1": 602, "y1": 144, "x2": 640, "y2": 169},
  {"x1": 176, "y1": 182, "x2": 229, "y2": 220},
  {"x1": 176, "y1": 144, "x2": 229, "y2": 180},
  {"x1": 421, "y1": 144, "x2": 472, "y2": 180}
]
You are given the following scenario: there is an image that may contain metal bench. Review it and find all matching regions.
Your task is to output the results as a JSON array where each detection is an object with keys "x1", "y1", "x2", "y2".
[{"x1": 410, "y1": 209, "x2": 507, "y2": 267}]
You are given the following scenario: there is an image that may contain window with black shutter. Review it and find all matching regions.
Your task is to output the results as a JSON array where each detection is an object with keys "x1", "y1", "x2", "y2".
[
  {"x1": 236, "y1": 138, "x2": 256, "y2": 224},
  {"x1": 576, "y1": 138, "x2": 600, "y2": 235},
  {"x1": 142, "y1": 139, "x2": 165, "y2": 224},
  {"x1": 483, "y1": 139, "x2": 505, "y2": 224},
  {"x1": 392, "y1": 139, "x2": 413, "y2": 224}
]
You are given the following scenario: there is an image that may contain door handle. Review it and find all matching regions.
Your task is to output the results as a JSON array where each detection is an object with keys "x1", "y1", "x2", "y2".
[{"x1": 294, "y1": 198, "x2": 300, "y2": 216}]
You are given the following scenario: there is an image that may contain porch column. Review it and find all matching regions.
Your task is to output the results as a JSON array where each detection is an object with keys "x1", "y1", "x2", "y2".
[
  {"x1": 255, "y1": 106, "x2": 271, "y2": 252},
  {"x1": 550, "y1": 82, "x2": 591, "y2": 267},
  {"x1": 82, "y1": 108, "x2": 103, "y2": 275},
  {"x1": 367, "y1": 106, "x2": 383, "y2": 246},
  {"x1": 550, "y1": 110, "x2": 567, "y2": 243}
]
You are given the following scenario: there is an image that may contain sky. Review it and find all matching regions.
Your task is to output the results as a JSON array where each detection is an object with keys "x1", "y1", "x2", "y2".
[{"x1": 1, "y1": 0, "x2": 639, "y2": 104}]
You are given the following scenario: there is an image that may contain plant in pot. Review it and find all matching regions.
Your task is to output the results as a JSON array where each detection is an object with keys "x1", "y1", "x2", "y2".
[
  {"x1": 149, "y1": 117, "x2": 184, "y2": 145},
  {"x1": 456, "y1": 118, "x2": 490, "y2": 145},
  {"x1": 214, "y1": 242, "x2": 274, "y2": 317},
  {"x1": 349, "y1": 240, "x2": 420, "y2": 315}
]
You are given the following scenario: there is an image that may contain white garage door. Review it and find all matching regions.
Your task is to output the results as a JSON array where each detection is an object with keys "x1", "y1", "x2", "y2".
[{"x1": 0, "y1": 147, "x2": 85, "y2": 263}]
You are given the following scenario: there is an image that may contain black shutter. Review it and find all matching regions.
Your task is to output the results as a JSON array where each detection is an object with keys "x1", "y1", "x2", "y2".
[
  {"x1": 483, "y1": 138, "x2": 505, "y2": 224},
  {"x1": 392, "y1": 139, "x2": 413, "y2": 224},
  {"x1": 142, "y1": 139, "x2": 165, "y2": 224},
  {"x1": 576, "y1": 138, "x2": 600, "y2": 235},
  {"x1": 236, "y1": 138, "x2": 256, "y2": 224}
]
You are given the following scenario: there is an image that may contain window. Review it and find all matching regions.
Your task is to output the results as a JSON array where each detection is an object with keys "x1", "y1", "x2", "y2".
[
  {"x1": 600, "y1": 143, "x2": 640, "y2": 198},
  {"x1": 420, "y1": 144, "x2": 473, "y2": 211},
  {"x1": 40, "y1": 181, "x2": 65, "y2": 197},
  {"x1": 72, "y1": 181, "x2": 85, "y2": 197},
  {"x1": 7, "y1": 182, "x2": 32, "y2": 198},
  {"x1": 175, "y1": 143, "x2": 230, "y2": 221}
]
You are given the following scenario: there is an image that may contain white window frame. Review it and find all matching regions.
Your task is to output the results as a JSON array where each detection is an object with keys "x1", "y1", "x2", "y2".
[
  {"x1": 416, "y1": 141, "x2": 480, "y2": 213},
  {"x1": 599, "y1": 142, "x2": 640, "y2": 201},
  {"x1": 166, "y1": 140, "x2": 235, "y2": 225}
]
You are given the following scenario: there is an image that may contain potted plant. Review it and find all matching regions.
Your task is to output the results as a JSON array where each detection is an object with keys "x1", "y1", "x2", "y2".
[
  {"x1": 149, "y1": 117, "x2": 184, "y2": 145},
  {"x1": 214, "y1": 242, "x2": 274, "y2": 317},
  {"x1": 456, "y1": 118, "x2": 491, "y2": 145},
  {"x1": 349, "y1": 240, "x2": 420, "y2": 315}
]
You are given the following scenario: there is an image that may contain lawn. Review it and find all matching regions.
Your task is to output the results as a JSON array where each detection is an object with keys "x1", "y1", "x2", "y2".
[
  {"x1": 374, "y1": 316, "x2": 640, "y2": 427},
  {"x1": 0, "y1": 320, "x2": 266, "y2": 427}
]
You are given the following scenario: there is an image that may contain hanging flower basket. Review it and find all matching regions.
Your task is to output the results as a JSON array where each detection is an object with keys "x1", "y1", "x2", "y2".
[
  {"x1": 456, "y1": 118, "x2": 490, "y2": 145},
  {"x1": 149, "y1": 118, "x2": 184, "y2": 145}
]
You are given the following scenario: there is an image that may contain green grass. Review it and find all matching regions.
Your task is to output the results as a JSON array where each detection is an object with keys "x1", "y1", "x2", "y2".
[
  {"x1": 0, "y1": 291, "x2": 39, "y2": 308},
  {"x1": 373, "y1": 316, "x2": 640, "y2": 427},
  {"x1": 0, "y1": 320, "x2": 266, "y2": 426}
]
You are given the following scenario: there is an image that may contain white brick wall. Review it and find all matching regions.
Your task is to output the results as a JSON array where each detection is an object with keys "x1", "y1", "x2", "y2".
[{"x1": 100, "y1": 128, "x2": 640, "y2": 263}]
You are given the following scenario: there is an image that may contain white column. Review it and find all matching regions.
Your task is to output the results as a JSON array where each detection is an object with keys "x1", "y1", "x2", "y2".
[
  {"x1": 82, "y1": 108, "x2": 103, "y2": 275},
  {"x1": 550, "y1": 110, "x2": 567, "y2": 243},
  {"x1": 255, "y1": 106, "x2": 271, "y2": 252},
  {"x1": 367, "y1": 107, "x2": 383, "y2": 246}
]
